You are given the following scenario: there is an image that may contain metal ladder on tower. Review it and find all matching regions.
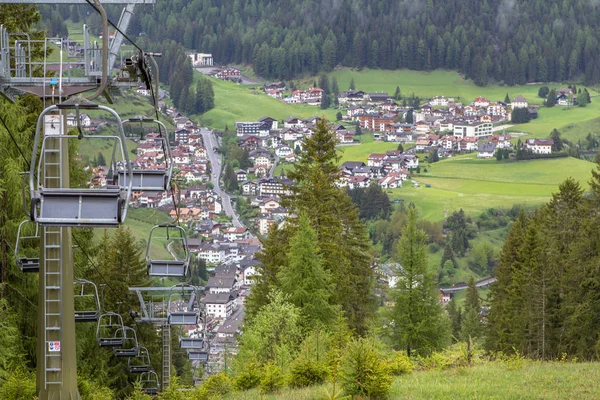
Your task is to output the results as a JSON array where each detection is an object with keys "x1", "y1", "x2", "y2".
[
  {"x1": 42, "y1": 119, "x2": 64, "y2": 389},
  {"x1": 162, "y1": 321, "x2": 171, "y2": 390}
]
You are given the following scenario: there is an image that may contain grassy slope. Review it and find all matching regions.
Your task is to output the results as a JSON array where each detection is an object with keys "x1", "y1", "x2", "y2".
[
  {"x1": 387, "y1": 153, "x2": 593, "y2": 221},
  {"x1": 224, "y1": 361, "x2": 600, "y2": 400},
  {"x1": 195, "y1": 73, "x2": 338, "y2": 130}
]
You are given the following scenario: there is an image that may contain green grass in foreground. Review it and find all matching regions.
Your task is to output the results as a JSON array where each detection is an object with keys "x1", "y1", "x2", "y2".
[
  {"x1": 224, "y1": 361, "x2": 600, "y2": 400},
  {"x1": 195, "y1": 73, "x2": 338, "y2": 130},
  {"x1": 388, "y1": 153, "x2": 593, "y2": 221}
]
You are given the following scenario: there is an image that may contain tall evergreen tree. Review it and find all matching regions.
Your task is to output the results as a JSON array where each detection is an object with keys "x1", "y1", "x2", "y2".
[
  {"x1": 391, "y1": 205, "x2": 449, "y2": 356},
  {"x1": 460, "y1": 276, "x2": 483, "y2": 341},
  {"x1": 278, "y1": 214, "x2": 336, "y2": 328},
  {"x1": 331, "y1": 77, "x2": 339, "y2": 96},
  {"x1": 546, "y1": 88, "x2": 556, "y2": 107},
  {"x1": 349, "y1": 78, "x2": 356, "y2": 90}
]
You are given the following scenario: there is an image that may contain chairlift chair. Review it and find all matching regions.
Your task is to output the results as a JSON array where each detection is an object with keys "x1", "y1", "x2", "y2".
[
  {"x1": 192, "y1": 364, "x2": 205, "y2": 386},
  {"x1": 74, "y1": 279, "x2": 101, "y2": 322},
  {"x1": 146, "y1": 224, "x2": 190, "y2": 277},
  {"x1": 113, "y1": 326, "x2": 139, "y2": 357},
  {"x1": 115, "y1": 117, "x2": 173, "y2": 192},
  {"x1": 187, "y1": 350, "x2": 209, "y2": 362},
  {"x1": 96, "y1": 312, "x2": 125, "y2": 347},
  {"x1": 167, "y1": 283, "x2": 199, "y2": 325},
  {"x1": 139, "y1": 370, "x2": 160, "y2": 395},
  {"x1": 14, "y1": 220, "x2": 40, "y2": 273},
  {"x1": 29, "y1": 104, "x2": 133, "y2": 227},
  {"x1": 179, "y1": 337, "x2": 204, "y2": 349},
  {"x1": 129, "y1": 346, "x2": 151, "y2": 374}
]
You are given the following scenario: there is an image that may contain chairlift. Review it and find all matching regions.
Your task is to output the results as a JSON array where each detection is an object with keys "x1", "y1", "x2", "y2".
[
  {"x1": 146, "y1": 224, "x2": 190, "y2": 277},
  {"x1": 96, "y1": 312, "x2": 125, "y2": 347},
  {"x1": 129, "y1": 346, "x2": 151, "y2": 374},
  {"x1": 14, "y1": 220, "x2": 40, "y2": 273},
  {"x1": 139, "y1": 370, "x2": 160, "y2": 395},
  {"x1": 179, "y1": 337, "x2": 204, "y2": 349},
  {"x1": 188, "y1": 349, "x2": 209, "y2": 362},
  {"x1": 192, "y1": 364, "x2": 205, "y2": 386},
  {"x1": 113, "y1": 326, "x2": 139, "y2": 357},
  {"x1": 167, "y1": 283, "x2": 199, "y2": 325},
  {"x1": 114, "y1": 117, "x2": 173, "y2": 192},
  {"x1": 74, "y1": 279, "x2": 101, "y2": 322},
  {"x1": 29, "y1": 104, "x2": 133, "y2": 227}
]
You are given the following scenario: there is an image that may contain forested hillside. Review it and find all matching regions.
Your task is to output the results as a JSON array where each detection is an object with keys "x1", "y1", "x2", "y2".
[{"x1": 133, "y1": 0, "x2": 600, "y2": 84}]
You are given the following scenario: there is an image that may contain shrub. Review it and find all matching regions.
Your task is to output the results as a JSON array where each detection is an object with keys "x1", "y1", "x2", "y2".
[
  {"x1": 201, "y1": 373, "x2": 232, "y2": 397},
  {"x1": 0, "y1": 370, "x2": 36, "y2": 400},
  {"x1": 386, "y1": 351, "x2": 414, "y2": 376},
  {"x1": 259, "y1": 362, "x2": 285, "y2": 394},
  {"x1": 340, "y1": 337, "x2": 392, "y2": 399},
  {"x1": 233, "y1": 362, "x2": 262, "y2": 391},
  {"x1": 289, "y1": 357, "x2": 329, "y2": 387}
]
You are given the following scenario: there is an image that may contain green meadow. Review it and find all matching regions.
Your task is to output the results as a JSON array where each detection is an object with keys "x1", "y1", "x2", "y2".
[
  {"x1": 388, "y1": 153, "x2": 593, "y2": 221},
  {"x1": 195, "y1": 73, "x2": 338, "y2": 130},
  {"x1": 224, "y1": 361, "x2": 600, "y2": 400}
]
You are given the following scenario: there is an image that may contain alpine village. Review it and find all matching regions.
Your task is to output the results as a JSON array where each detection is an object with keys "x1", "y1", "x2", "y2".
[{"x1": 3, "y1": 1, "x2": 600, "y2": 400}]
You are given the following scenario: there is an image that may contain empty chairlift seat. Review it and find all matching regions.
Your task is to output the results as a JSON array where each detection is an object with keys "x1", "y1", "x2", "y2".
[
  {"x1": 29, "y1": 105, "x2": 133, "y2": 227},
  {"x1": 129, "y1": 346, "x2": 151, "y2": 374},
  {"x1": 14, "y1": 220, "x2": 40, "y2": 273},
  {"x1": 117, "y1": 118, "x2": 173, "y2": 192},
  {"x1": 179, "y1": 337, "x2": 204, "y2": 349},
  {"x1": 168, "y1": 284, "x2": 199, "y2": 325},
  {"x1": 113, "y1": 326, "x2": 139, "y2": 357},
  {"x1": 146, "y1": 224, "x2": 190, "y2": 277},
  {"x1": 97, "y1": 312, "x2": 125, "y2": 347},
  {"x1": 188, "y1": 350, "x2": 209, "y2": 362},
  {"x1": 139, "y1": 370, "x2": 160, "y2": 395},
  {"x1": 74, "y1": 279, "x2": 101, "y2": 322}
]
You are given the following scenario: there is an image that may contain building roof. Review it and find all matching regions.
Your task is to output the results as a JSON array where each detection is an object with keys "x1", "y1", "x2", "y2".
[
  {"x1": 203, "y1": 293, "x2": 234, "y2": 304},
  {"x1": 478, "y1": 142, "x2": 497, "y2": 153},
  {"x1": 206, "y1": 276, "x2": 236, "y2": 289},
  {"x1": 513, "y1": 95, "x2": 527, "y2": 102}
]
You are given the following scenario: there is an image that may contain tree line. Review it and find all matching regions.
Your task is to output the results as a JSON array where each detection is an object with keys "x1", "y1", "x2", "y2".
[{"x1": 123, "y1": 0, "x2": 600, "y2": 85}]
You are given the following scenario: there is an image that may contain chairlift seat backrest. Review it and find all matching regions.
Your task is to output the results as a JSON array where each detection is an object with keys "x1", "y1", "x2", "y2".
[
  {"x1": 147, "y1": 259, "x2": 187, "y2": 277},
  {"x1": 98, "y1": 337, "x2": 124, "y2": 347},
  {"x1": 139, "y1": 371, "x2": 160, "y2": 394},
  {"x1": 129, "y1": 346, "x2": 151, "y2": 374},
  {"x1": 188, "y1": 350, "x2": 209, "y2": 362},
  {"x1": 114, "y1": 347, "x2": 138, "y2": 358},
  {"x1": 180, "y1": 337, "x2": 204, "y2": 349},
  {"x1": 117, "y1": 169, "x2": 169, "y2": 192},
  {"x1": 37, "y1": 187, "x2": 122, "y2": 227},
  {"x1": 74, "y1": 310, "x2": 100, "y2": 322},
  {"x1": 169, "y1": 311, "x2": 198, "y2": 325},
  {"x1": 18, "y1": 258, "x2": 40, "y2": 273}
]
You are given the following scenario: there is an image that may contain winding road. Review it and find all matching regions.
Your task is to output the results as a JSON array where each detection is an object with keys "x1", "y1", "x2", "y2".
[{"x1": 200, "y1": 128, "x2": 243, "y2": 228}]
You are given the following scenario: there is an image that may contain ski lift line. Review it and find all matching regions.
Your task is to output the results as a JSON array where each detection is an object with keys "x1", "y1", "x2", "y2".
[{"x1": 0, "y1": 112, "x2": 31, "y2": 169}]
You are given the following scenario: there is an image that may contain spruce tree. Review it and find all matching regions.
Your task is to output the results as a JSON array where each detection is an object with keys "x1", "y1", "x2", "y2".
[
  {"x1": 446, "y1": 298, "x2": 462, "y2": 341},
  {"x1": 546, "y1": 88, "x2": 556, "y2": 107},
  {"x1": 278, "y1": 214, "x2": 336, "y2": 328},
  {"x1": 391, "y1": 205, "x2": 450, "y2": 356},
  {"x1": 460, "y1": 276, "x2": 482, "y2": 341},
  {"x1": 349, "y1": 78, "x2": 356, "y2": 90},
  {"x1": 504, "y1": 93, "x2": 510, "y2": 103},
  {"x1": 332, "y1": 77, "x2": 339, "y2": 96}
]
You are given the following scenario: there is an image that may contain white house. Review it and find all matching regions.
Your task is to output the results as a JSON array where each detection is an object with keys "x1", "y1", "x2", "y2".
[
  {"x1": 511, "y1": 95, "x2": 528, "y2": 109},
  {"x1": 453, "y1": 122, "x2": 493, "y2": 138},
  {"x1": 206, "y1": 276, "x2": 236, "y2": 294},
  {"x1": 204, "y1": 293, "x2": 234, "y2": 319},
  {"x1": 224, "y1": 227, "x2": 250, "y2": 242},
  {"x1": 477, "y1": 142, "x2": 497, "y2": 158},
  {"x1": 525, "y1": 139, "x2": 553, "y2": 154},
  {"x1": 275, "y1": 145, "x2": 293, "y2": 157},
  {"x1": 198, "y1": 244, "x2": 224, "y2": 264}
]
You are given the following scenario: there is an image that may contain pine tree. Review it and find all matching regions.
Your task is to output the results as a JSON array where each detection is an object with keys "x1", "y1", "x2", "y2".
[
  {"x1": 504, "y1": 92, "x2": 510, "y2": 103},
  {"x1": 440, "y1": 243, "x2": 456, "y2": 268},
  {"x1": 394, "y1": 86, "x2": 401, "y2": 100},
  {"x1": 550, "y1": 129, "x2": 563, "y2": 151},
  {"x1": 332, "y1": 77, "x2": 339, "y2": 96},
  {"x1": 320, "y1": 94, "x2": 331, "y2": 109},
  {"x1": 391, "y1": 205, "x2": 450, "y2": 356},
  {"x1": 349, "y1": 78, "x2": 356, "y2": 90},
  {"x1": 460, "y1": 276, "x2": 482, "y2": 341},
  {"x1": 405, "y1": 109, "x2": 413, "y2": 124},
  {"x1": 278, "y1": 214, "x2": 336, "y2": 328},
  {"x1": 97, "y1": 151, "x2": 106, "y2": 166},
  {"x1": 486, "y1": 210, "x2": 528, "y2": 354},
  {"x1": 446, "y1": 298, "x2": 462, "y2": 341},
  {"x1": 589, "y1": 154, "x2": 600, "y2": 207},
  {"x1": 546, "y1": 88, "x2": 556, "y2": 107},
  {"x1": 318, "y1": 75, "x2": 330, "y2": 94}
]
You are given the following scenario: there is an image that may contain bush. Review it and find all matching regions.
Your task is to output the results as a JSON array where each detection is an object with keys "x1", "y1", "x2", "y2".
[
  {"x1": 259, "y1": 362, "x2": 285, "y2": 394},
  {"x1": 289, "y1": 357, "x2": 329, "y2": 388},
  {"x1": 233, "y1": 362, "x2": 262, "y2": 391},
  {"x1": 0, "y1": 371, "x2": 36, "y2": 400},
  {"x1": 340, "y1": 337, "x2": 392, "y2": 399},
  {"x1": 201, "y1": 373, "x2": 232, "y2": 397},
  {"x1": 386, "y1": 351, "x2": 414, "y2": 376}
]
